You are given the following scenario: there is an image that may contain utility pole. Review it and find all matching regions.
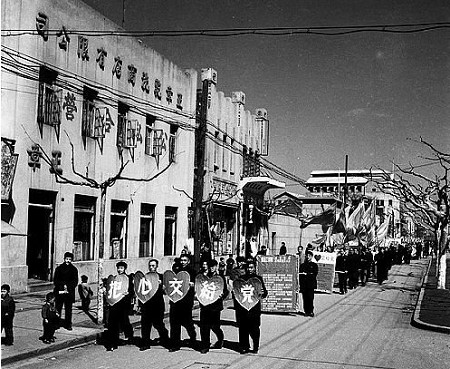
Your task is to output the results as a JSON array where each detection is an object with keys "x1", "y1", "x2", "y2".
[
  {"x1": 343, "y1": 154, "x2": 348, "y2": 207},
  {"x1": 193, "y1": 79, "x2": 209, "y2": 266}
]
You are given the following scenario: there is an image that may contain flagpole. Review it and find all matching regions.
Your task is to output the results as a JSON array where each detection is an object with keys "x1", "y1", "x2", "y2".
[{"x1": 343, "y1": 155, "x2": 348, "y2": 207}]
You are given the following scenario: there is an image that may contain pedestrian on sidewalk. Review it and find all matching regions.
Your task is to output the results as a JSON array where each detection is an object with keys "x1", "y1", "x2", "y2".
[
  {"x1": 105, "y1": 261, "x2": 134, "y2": 351},
  {"x1": 53, "y1": 251, "x2": 78, "y2": 330},
  {"x1": 198, "y1": 259, "x2": 229, "y2": 354},
  {"x1": 78, "y1": 275, "x2": 93, "y2": 312},
  {"x1": 279, "y1": 241, "x2": 287, "y2": 255},
  {"x1": 1, "y1": 284, "x2": 15, "y2": 346},
  {"x1": 139, "y1": 259, "x2": 169, "y2": 351},
  {"x1": 40, "y1": 292, "x2": 60, "y2": 344},
  {"x1": 234, "y1": 260, "x2": 268, "y2": 354},
  {"x1": 299, "y1": 250, "x2": 318, "y2": 317},
  {"x1": 168, "y1": 254, "x2": 197, "y2": 352}
]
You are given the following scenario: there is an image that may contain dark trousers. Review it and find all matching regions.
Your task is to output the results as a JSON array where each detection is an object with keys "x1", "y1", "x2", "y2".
[
  {"x1": 301, "y1": 289, "x2": 315, "y2": 315},
  {"x1": 55, "y1": 296, "x2": 73, "y2": 327},
  {"x1": 337, "y1": 272, "x2": 347, "y2": 293},
  {"x1": 359, "y1": 269, "x2": 367, "y2": 285},
  {"x1": 140, "y1": 301, "x2": 169, "y2": 346},
  {"x1": 1, "y1": 317, "x2": 14, "y2": 344},
  {"x1": 348, "y1": 270, "x2": 359, "y2": 289},
  {"x1": 169, "y1": 303, "x2": 196, "y2": 348},
  {"x1": 80, "y1": 298, "x2": 91, "y2": 312},
  {"x1": 107, "y1": 300, "x2": 133, "y2": 347},
  {"x1": 42, "y1": 320, "x2": 57, "y2": 340},
  {"x1": 199, "y1": 309, "x2": 223, "y2": 349},
  {"x1": 236, "y1": 308, "x2": 261, "y2": 351}
]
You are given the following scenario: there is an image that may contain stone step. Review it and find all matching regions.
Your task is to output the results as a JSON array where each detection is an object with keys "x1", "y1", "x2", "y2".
[{"x1": 27, "y1": 279, "x2": 54, "y2": 293}]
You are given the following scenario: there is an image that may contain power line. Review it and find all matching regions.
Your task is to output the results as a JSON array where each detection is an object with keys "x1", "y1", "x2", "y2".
[{"x1": 2, "y1": 22, "x2": 449, "y2": 38}]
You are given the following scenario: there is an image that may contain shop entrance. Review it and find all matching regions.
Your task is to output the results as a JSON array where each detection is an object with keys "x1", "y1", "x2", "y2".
[{"x1": 27, "y1": 190, "x2": 56, "y2": 280}]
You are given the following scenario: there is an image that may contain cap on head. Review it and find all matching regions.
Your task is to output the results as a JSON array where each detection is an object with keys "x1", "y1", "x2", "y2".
[
  {"x1": 116, "y1": 261, "x2": 127, "y2": 269},
  {"x1": 1, "y1": 284, "x2": 10, "y2": 292},
  {"x1": 64, "y1": 252, "x2": 74, "y2": 260},
  {"x1": 306, "y1": 250, "x2": 314, "y2": 257},
  {"x1": 208, "y1": 259, "x2": 218, "y2": 267}
]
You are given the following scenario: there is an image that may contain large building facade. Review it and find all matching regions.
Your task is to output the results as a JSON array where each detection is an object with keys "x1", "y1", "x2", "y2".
[{"x1": 1, "y1": 0, "x2": 198, "y2": 291}]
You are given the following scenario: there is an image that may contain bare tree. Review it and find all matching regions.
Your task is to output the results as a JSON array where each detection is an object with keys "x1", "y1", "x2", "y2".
[
  {"x1": 373, "y1": 137, "x2": 449, "y2": 289},
  {"x1": 28, "y1": 130, "x2": 173, "y2": 322}
]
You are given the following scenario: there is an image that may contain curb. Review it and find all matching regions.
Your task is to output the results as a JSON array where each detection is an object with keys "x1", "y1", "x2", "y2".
[{"x1": 410, "y1": 258, "x2": 450, "y2": 334}]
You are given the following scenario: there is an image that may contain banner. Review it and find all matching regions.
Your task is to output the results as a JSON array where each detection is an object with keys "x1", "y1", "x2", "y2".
[
  {"x1": 257, "y1": 254, "x2": 299, "y2": 313},
  {"x1": 311, "y1": 251, "x2": 336, "y2": 293}
]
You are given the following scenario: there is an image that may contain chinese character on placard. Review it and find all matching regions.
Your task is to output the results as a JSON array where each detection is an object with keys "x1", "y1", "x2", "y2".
[
  {"x1": 57, "y1": 26, "x2": 70, "y2": 50},
  {"x1": 166, "y1": 86, "x2": 173, "y2": 104},
  {"x1": 154, "y1": 79, "x2": 162, "y2": 100},
  {"x1": 141, "y1": 72, "x2": 150, "y2": 93},
  {"x1": 169, "y1": 280, "x2": 183, "y2": 296},
  {"x1": 96, "y1": 47, "x2": 107, "y2": 70},
  {"x1": 136, "y1": 122, "x2": 143, "y2": 143},
  {"x1": 128, "y1": 64, "x2": 137, "y2": 86},
  {"x1": 176, "y1": 93, "x2": 183, "y2": 110},
  {"x1": 77, "y1": 36, "x2": 89, "y2": 61},
  {"x1": 36, "y1": 12, "x2": 49, "y2": 41},
  {"x1": 27, "y1": 144, "x2": 41, "y2": 171},
  {"x1": 112, "y1": 56, "x2": 122, "y2": 79},
  {"x1": 104, "y1": 108, "x2": 114, "y2": 132},
  {"x1": 62, "y1": 92, "x2": 77, "y2": 121},
  {"x1": 241, "y1": 284, "x2": 255, "y2": 303},
  {"x1": 199, "y1": 281, "x2": 217, "y2": 301},
  {"x1": 49, "y1": 150, "x2": 63, "y2": 175}
]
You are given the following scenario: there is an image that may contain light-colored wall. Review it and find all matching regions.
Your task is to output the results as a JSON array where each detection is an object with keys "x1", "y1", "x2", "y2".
[{"x1": 1, "y1": 0, "x2": 197, "y2": 291}]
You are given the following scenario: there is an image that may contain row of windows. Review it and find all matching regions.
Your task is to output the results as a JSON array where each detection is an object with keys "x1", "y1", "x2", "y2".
[
  {"x1": 307, "y1": 185, "x2": 364, "y2": 193},
  {"x1": 73, "y1": 194, "x2": 178, "y2": 261},
  {"x1": 37, "y1": 66, "x2": 177, "y2": 161}
]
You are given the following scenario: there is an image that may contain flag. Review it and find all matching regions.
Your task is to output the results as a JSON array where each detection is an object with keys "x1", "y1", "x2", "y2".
[
  {"x1": 362, "y1": 200, "x2": 376, "y2": 230},
  {"x1": 300, "y1": 204, "x2": 336, "y2": 229},
  {"x1": 332, "y1": 206, "x2": 346, "y2": 234},
  {"x1": 376, "y1": 215, "x2": 390, "y2": 242},
  {"x1": 347, "y1": 202, "x2": 365, "y2": 231}
]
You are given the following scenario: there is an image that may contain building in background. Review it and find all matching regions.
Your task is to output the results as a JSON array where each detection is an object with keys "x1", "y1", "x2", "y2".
[{"x1": 1, "y1": 0, "x2": 197, "y2": 292}]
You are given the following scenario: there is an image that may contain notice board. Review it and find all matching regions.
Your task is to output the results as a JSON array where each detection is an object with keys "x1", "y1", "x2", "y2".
[
  {"x1": 312, "y1": 251, "x2": 336, "y2": 293},
  {"x1": 257, "y1": 254, "x2": 299, "y2": 313}
]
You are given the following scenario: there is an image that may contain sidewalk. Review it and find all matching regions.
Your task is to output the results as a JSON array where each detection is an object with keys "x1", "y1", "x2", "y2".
[
  {"x1": 2, "y1": 256, "x2": 449, "y2": 365},
  {"x1": 411, "y1": 253, "x2": 450, "y2": 334}
]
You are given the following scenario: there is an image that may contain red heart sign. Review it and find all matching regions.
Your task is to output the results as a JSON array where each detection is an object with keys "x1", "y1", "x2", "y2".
[
  {"x1": 195, "y1": 274, "x2": 225, "y2": 306},
  {"x1": 105, "y1": 274, "x2": 129, "y2": 306},
  {"x1": 163, "y1": 270, "x2": 191, "y2": 303},
  {"x1": 133, "y1": 271, "x2": 160, "y2": 304},
  {"x1": 233, "y1": 277, "x2": 263, "y2": 311},
  {"x1": 314, "y1": 254, "x2": 321, "y2": 262}
]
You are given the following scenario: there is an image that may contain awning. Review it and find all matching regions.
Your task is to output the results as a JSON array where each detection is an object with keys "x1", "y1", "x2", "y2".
[
  {"x1": 238, "y1": 177, "x2": 285, "y2": 196},
  {"x1": 1, "y1": 220, "x2": 27, "y2": 236}
]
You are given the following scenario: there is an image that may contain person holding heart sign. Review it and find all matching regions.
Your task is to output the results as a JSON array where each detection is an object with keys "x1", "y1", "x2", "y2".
[{"x1": 138, "y1": 259, "x2": 169, "y2": 351}]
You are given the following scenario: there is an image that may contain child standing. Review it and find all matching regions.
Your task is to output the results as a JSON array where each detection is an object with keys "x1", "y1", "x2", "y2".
[
  {"x1": 40, "y1": 292, "x2": 60, "y2": 344},
  {"x1": 78, "y1": 275, "x2": 94, "y2": 312},
  {"x1": 1, "y1": 284, "x2": 15, "y2": 346}
]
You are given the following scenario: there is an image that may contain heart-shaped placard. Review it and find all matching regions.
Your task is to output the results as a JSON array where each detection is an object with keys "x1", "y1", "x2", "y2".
[
  {"x1": 105, "y1": 274, "x2": 129, "y2": 306},
  {"x1": 163, "y1": 270, "x2": 191, "y2": 303},
  {"x1": 314, "y1": 254, "x2": 321, "y2": 262},
  {"x1": 133, "y1": 271, "x2": 160, "y2": 304},
  {"x1": 233, "y1": 277, "x2": 263, "y2": 311},
  {"x1": 195, "y1": 274, "x2": 225, "y2": 306}
]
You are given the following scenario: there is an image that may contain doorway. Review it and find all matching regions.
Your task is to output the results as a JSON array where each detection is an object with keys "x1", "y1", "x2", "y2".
[{"x1": 27, "y1": 190, "x2": 56, "y2": 280}]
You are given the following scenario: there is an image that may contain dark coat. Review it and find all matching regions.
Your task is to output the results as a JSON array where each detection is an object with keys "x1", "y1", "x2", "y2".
[
  {"x1": 1, "y1": 295, "x2": 15, "y2": 319},
  {"x1": 53, "y1": 262, "x2": 79, "y2": 302},
  {"x1": 299, "y1": 260, "x2": 318, "y2": 292},
  {"x1": 335, "y1": 254, "x2": 347, "y2": 272}
]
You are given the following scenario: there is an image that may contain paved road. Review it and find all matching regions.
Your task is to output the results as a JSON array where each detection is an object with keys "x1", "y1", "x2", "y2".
[{"x1": 6, "y1": 262, "x2": 450, "y2": 369}]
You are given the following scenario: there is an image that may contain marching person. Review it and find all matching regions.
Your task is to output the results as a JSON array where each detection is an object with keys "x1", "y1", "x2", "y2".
[
  {"x1": 234, "y1": 260, "x2": 268, "y2": 354},
  {"x1": 335, "y1": 249, "x2": 348, "y2": 294},
  {"x1": 139, "y1": 259, "x2": 169, "y2": 351},
  {"x1": 299, "y1": 250, "x2": 318, "y2": 317},
  {"x1": 168, "y1": 254, "x2": 197, "y2": 352},
  {"x1": 53, "y1": 252, "x2": 78, "y2": 330},
  {"x1": 198, "y1": 259, "x2": 229, "y2": 354},
  {"x1": 105, "y1": 261, "x2": 134, "y2": 351}
]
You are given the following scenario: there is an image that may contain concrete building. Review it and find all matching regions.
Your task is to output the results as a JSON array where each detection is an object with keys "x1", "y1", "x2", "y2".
[{"x1": 1, "y1": 0, "x2": 197, "y2": 292}]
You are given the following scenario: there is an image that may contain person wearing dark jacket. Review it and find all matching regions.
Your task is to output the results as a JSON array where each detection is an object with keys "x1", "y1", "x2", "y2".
[
  {"x1": 335, "y1": 250, "x2": 348, "y2": 294},
  {"x1": 346, "y1": 248, "x2": 360, "y2": 289},
  {"x1": 40, "y1": 292, "x2": 60, "y2": 344},
  {"x1": 139, "y1": 259, "x2": 169, "y2": 351},
  {"x1": 168, "y1": 254, "x2": 197, "y2": 352},
  {"x1": 105, "y1": 261, "x2": 134, "y2": 351},
  {"x1": 234, "y1": 260, "x2": 268, "y2": 354},
  {"x1": 53, "y1": 252, "x2": 78, "y2": 330},
  {"x1": 198, "y1": 259, "x2": 229, "y2": 354},
  {"x1": 299, "y1": 250, "x2": 319, "y2": 317},
  {"x1": 1, "y1": 284, "x2": 15, "y2": 346}
]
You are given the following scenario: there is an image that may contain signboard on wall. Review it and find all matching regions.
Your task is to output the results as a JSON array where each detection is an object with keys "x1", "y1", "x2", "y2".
[
  {"x1": 257, "y1": 254, "x2": 299, "y2": 313},
  {"x1": 312, "y1": 251, "x2": 336, "y2": 293},
  {"x1": 256, "y1": 109, "x2": 269, "y2": 156}
]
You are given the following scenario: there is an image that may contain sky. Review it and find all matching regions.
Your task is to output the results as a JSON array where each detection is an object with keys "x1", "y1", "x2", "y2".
[{"x1": 83, "y1": 0, "x2": 450, "y2": 192}]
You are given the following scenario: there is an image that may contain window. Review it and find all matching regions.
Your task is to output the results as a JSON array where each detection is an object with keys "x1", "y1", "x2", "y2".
[
  {"x1": 73, "y1": 195, "x2": 96, "y2": 261},
  {"x1": 388, "y1": 199, "x2": 393, "y2": 207},
  {"x1": 139, "y1": 203, "x2": 155, "y2": 257},
  {"x1": 144, "y1": 115, "x2": 156, "y2": 155},
  {"x1": 81, "y1": 87, "x2": 105, "y2": 139},
  {"x1": 37, "y1": 66, "x2": 61, "y2": 133},
  {"x1": 117, "y1": 103, "x2": 137, "y2": 148},
  {"x1": 109, "y1": 200, "x2": 129, "y2": 259},
  {"x1": 164, "y1": 207, "x2": 177, "y2": 256},
  {"x1": 169, "y1": 125, "x2": 178, "y2": 163}
]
